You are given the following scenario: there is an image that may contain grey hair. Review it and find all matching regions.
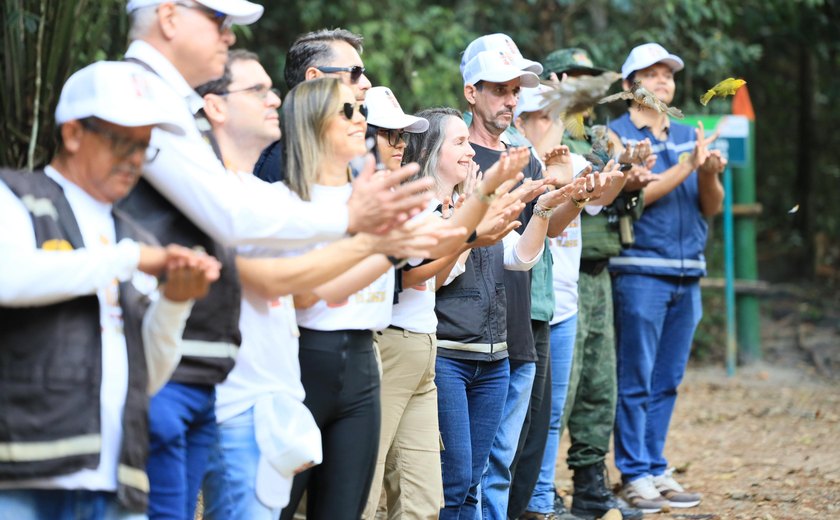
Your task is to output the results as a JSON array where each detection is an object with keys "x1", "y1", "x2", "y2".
[
  {"x1": 403, "y1": 107, "x2": 464, "y2": 194},
  {"x1": 128, "y1": 5, "x2": 158, "y2": 41}
]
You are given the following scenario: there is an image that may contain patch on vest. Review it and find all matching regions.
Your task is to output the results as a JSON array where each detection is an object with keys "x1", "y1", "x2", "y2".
[
  {"x1": 678, "y1": 152, "x2": 691, "y2": 164},
  {"x1": 21, "y1": 194, "x2": 58, "y2": 220},
  {"x1": 42, "y1": 239, "x2": 74, "y2": 251}
]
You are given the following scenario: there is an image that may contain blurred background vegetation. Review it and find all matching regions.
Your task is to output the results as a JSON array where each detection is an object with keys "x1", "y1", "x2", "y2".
[{"x1": 2, "y1": 0, "x2": 839, "y2": 357}]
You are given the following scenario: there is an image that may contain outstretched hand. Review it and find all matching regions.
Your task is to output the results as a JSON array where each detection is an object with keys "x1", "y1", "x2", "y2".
[
  {"x1": 690, "y1": 121, "x2": 721, "y2": 171},
  {"x1": 347, "y1": 156, "x2": 434, "y2": 235}
]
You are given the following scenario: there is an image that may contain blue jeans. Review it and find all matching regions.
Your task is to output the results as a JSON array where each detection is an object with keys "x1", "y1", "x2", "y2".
[
  {"x1": 436, "y1": 356, "x2": 509, "y2": 520},
  {"x1": 528, "y1": 314, "x2": 578, "y2": 513},
  {"x1": 612, "y1": 274, "x2": 702, "y2": 482},
  {"x1": 202, "y1": 408, "x2": 281, "y2": 520},
  {"x1": 146, "y1": 382, "x2": 217, "y2": 520},
  {"x1": 0, "y1": 489, "x2": 145, "y2": 520},
  {"x1": 478, "y1": 360, "x2": 536, "y2": 520}
]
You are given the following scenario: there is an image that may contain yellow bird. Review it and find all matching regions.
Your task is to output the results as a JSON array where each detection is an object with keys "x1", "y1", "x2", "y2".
[{"x1": 700, "y1": 78, "x2": 746, "y2": 106}]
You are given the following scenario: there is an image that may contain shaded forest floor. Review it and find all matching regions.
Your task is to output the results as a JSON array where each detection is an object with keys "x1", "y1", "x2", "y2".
[{"x1": 556, "y1": 280, "x2": 840, "y2": 520}]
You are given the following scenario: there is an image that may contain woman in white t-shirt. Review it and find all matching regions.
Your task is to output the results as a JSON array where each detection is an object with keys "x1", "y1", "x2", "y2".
[{"x1": 273, "y1": 77, "x2": 406, "y2": 520}]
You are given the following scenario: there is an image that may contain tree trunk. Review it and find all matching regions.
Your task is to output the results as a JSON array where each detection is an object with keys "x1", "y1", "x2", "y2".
[{"x1": 795, "y1": 35, "x2": 814, "y2": 271}]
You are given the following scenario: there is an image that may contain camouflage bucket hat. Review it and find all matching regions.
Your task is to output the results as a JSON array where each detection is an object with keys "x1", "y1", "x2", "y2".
[{"x1": 542, "y1": 48, "x2": 608, "y2": 78}]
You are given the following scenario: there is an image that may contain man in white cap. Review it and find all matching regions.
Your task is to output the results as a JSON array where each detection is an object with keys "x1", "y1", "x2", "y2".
[
  {"x1": 0, "y1": 61, "x2": 221, "y2": 519},
  {"x1": 608, "y1": 42, "x2": 724, "y2": 513},
  {"x1": 120, "y1": 5, "x2": 441, "y2": 518},
  {"x1": 461, "y1": 46, "x2": 605, "y2": 520}
]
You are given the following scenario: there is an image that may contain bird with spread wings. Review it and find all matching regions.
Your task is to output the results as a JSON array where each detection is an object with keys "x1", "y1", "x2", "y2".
[
  {"x1": 598, "y1": 79, "x2": 685, "y2": 119},
  {"x1": 538, "y1": 71, "x2": 622, "y2": 139}
]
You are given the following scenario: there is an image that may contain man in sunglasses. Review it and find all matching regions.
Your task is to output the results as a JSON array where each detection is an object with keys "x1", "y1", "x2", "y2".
[
  {"x1": 254, "y1": 28, "x2": 373, "y2": 183},
  {"x1": 121, "y1": 4, "x2": 439, "y2": 518},
  {"x1": 0, "y1": 61, "x2": 222, "y2": 520}
]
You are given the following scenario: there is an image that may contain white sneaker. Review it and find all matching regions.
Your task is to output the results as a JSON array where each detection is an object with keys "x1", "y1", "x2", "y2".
[
  {"x1": 653, "y1": 468, "x2": 702, "y2": 508},
  {"x1": 621, "y1": 476, "x2": 669, "y2": 513}
]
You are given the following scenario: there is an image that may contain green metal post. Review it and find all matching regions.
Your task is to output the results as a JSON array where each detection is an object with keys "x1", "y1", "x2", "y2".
[{"x1": 734, "y1": 121, "x2": 761, "y2": 362}]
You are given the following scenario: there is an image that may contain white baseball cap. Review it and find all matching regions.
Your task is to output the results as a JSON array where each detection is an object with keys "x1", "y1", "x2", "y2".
[
  {"x1": 55, "y1": 61, "x2": 184, "y2": 135},
  {"x1": 621, "y1": 43, "x2": 684, "y2": 79},
  {"x1": 365, "y1": 86, "x2": 429, "y2": 133},
  {"x1": 463, "y1": 50, "x2": 540, "y2": 88},
  {"x1": 514, "y1": 84, "x2": 553, "y2": 119},
  {"x1": 125, "y1": 0, "x2": 264, "y2": 25},
  {"x1": 461, "y1": 33, "x2": 543, "y2": 76},
  {"x1": 253, "y1": 394, "x2": 322, "y2": 508}
]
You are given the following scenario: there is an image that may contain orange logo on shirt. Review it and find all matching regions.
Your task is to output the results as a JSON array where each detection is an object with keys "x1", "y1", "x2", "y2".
[{"x1": 41, "y1": 239, "x2": 73, "y2": 251}]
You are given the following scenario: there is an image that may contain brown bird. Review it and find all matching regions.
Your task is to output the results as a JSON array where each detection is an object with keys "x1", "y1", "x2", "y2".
[
  {"x1": 599, "y1": 80, "x2": 684, "y2": 119},
  {"x1": 539, "y1": 71, "x2": 622, "y2": 139}
]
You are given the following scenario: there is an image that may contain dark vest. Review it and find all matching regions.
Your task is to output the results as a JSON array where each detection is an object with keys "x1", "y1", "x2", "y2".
[
  {"x1": 118, "y1": 179, "x2": 241, "y2": 385},
  {"x1": 0, "y1": 169, "x2": 152, "y2": 512},
  {"x1": 434, "y1": 241, "x2": 509, "y2": 362}
]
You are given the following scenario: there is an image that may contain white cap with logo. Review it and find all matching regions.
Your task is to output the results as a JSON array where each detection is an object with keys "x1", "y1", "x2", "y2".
[
  {"x1": 621, "y1": 43, "x2": 684, "y2": 79},
  {"x1": 463, "y1": 50, "x2": 540, "y2": 88},
  {"x1": 365, "y1": 86, "x2": 429, "y2": 133},
  {"x1": 55, "y1": 61, "x2": 185, "y2": 135},
  {"x1": 461, "y1": 33, "x2": 543, "y2": 76},
  {"x1": 125, "y1": 0, "x2": 264, "y2": 25}
]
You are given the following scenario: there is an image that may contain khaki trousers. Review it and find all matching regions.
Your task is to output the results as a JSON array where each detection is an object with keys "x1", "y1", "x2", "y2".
[{"x1": 363, "y1": 327, "x2": 443, "y2": 520}]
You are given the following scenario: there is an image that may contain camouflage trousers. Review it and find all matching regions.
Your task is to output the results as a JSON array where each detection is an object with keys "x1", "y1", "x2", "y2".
[{"x1": 561, "y1": 268, "x2": 617, "y2": 469}]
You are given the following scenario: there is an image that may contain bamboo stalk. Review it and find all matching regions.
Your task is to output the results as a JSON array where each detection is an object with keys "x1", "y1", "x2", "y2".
[{"x1": 26, "y1": 0, "x2": 47, "y2": 171}]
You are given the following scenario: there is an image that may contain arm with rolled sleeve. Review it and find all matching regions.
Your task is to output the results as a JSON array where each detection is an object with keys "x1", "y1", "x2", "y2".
[{"x1": 502, "y1": 230, "x2": 543, "y2": 271}]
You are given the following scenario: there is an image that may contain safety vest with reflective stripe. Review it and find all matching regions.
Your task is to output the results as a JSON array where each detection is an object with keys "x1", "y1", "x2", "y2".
[
  {"x1": 608, "y1": 114, "x2": 709, "y2": 278},
  {"x1": 0, "y1": 169, "x2": 152, "y2": 512}
]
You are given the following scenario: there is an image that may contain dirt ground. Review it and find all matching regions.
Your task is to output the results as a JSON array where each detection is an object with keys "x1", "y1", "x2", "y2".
[
  {"x1": 554, "y1": 288, "x2": 840, "y2": 520},
  {"x1": 199, "y1": 286, "x2": 840, "y2": 520}
]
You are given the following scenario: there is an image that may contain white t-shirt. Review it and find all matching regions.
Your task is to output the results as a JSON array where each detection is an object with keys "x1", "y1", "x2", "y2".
[
  {"x1": 293, "y1": 184, "x2": 395, "y2": 331},
  {"x1": 390, "y1": 200, "x2": 441, "y2": 334},
  {"x1": 215, "y1": 257, "x2": 303, "y2": 424},
  {"x1": 549, "y1": 214, "x2": 582, "y2": 324}
]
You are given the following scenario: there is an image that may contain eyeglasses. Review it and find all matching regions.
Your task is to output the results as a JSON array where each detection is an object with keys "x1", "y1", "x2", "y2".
[
  {"x1": 80, "y1": 118, "x2": 160, "y2": 163},
  {"x1": 173, "y1": 1, "x2": 233, "y2": 32},
  {"x1": 376, "y1": 128, "x2": 407, "y2": 147},
  {"x1": 317, "y1": 65, "x2": 366, "y2": 84},
  {"x1": 340, "y1": 102, "x2": 368, "y2": 120},
  {"x1": 221, "y1": 84, "x2": 281, "y2": 101}
]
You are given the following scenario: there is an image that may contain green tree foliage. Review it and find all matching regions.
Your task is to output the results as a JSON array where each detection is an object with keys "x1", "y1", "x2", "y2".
[
  {"x1": 0, "y1": 0, "x2": 126, "y2": 169},
  {"x1": 1, "y1": 0, "x2": 838, "y2": 249}
]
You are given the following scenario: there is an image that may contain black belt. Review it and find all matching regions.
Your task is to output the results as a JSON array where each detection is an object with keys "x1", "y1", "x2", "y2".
[
  {"x1": 298, "y1": 327, "x2": 374, "y2": 352},
  {"x1": 579, "y1": 259, "x2": 610, "y2": 276}
]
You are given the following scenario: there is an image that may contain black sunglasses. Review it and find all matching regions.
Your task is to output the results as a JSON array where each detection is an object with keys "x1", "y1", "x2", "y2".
[
  {"x1": 317, "y1": 65, "x2": 366, "y2": 84},
  {"x1": 375, "y1": 127, "x2": 407, "y2": 147},
  {"x1": 341, "y1": 102, "x2": 368, "y2": 120}
]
